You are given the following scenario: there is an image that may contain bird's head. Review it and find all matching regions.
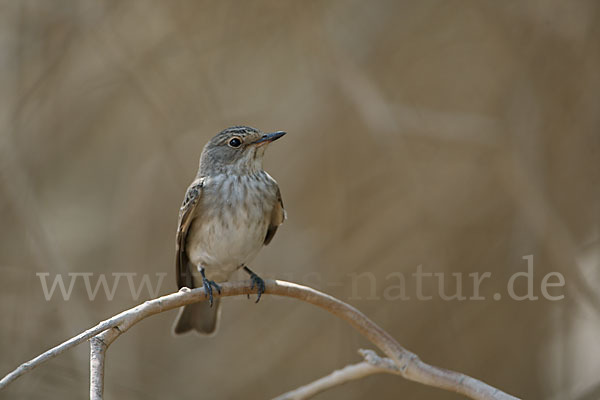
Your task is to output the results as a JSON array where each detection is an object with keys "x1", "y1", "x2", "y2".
[{"x1": 199, "y1": 126, "x2": 286, "y2": 175}]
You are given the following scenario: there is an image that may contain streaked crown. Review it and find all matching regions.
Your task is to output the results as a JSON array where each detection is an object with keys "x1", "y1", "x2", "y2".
[{"x1": 198, "y1": 126, "x2": 286, "y2": 176}]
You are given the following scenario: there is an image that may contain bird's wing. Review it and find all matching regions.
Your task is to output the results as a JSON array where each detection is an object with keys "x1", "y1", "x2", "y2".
[
  {"x1": 264, "y1": 186, "x2": 286, "y2": 246},
  {"x1": 176, "y1": 178, "x2": 204, "y2": 289}
]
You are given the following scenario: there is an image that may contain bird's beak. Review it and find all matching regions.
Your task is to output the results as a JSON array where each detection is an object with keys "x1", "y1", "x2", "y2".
[{"x1": 252, "y1": 131, "x2": 287, "y2": 146}]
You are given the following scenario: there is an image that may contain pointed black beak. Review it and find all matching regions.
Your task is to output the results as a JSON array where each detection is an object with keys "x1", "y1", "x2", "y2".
[{"x1": 252, "y1": 131, "x2": 287, "y2": 145}]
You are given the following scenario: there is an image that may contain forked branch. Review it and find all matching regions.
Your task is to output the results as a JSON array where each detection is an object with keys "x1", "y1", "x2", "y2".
[
  {"x1": 273, "y1": 349, "x2": 399, "y2": 400},
  {"x1": 0, "y1": 280, "x2": 520, "y2": 400}
]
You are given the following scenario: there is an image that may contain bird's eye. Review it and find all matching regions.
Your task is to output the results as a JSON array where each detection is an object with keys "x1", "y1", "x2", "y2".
[{"x1": 228, "y1": 137, "x2": 242, "y2": 148}]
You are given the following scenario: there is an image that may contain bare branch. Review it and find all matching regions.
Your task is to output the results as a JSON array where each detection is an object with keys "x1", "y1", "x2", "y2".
[
  {"x1": 89, "y1": 337, "x2": 107, "y2": 400},
  {"x1": 0, "y1": 280, "x2": 520, "y2": 400},
  {"x1": 273, "y1": 349, "x2": 398, "y2": 400}
]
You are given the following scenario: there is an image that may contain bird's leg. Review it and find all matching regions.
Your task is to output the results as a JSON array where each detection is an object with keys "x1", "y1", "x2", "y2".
[
  {"x1": 199, "y1": 266, "x2": 221, "y2": 307},
  {"x1": 243, "y1": 265, "x2": 265, "y2": 303}
]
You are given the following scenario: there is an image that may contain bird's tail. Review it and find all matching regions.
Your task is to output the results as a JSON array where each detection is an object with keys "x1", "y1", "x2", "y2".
[{"x1": 172, "y1": 299, "x2": 221, "y2": 336}]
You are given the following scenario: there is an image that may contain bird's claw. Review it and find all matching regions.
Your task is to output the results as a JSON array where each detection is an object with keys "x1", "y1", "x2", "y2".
[
  {"x1": 242, "y1": 266, "x2": 265, "y2": 303},
  {"x1": 249, "y1": 272, "x2": 265, "y2": 303},
  {"x1": 200, "y1": 269, "x2": 221, "y2": 307}
]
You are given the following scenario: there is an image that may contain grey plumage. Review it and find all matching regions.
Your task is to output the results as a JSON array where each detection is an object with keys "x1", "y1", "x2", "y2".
[{"x1": 173, "y1": 126, "x2": 286, "y2": 336}]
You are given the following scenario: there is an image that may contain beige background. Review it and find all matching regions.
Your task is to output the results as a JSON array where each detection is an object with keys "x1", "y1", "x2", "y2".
[{"x1": 1, "y1": 1, "x2": 599, "y2": 399}]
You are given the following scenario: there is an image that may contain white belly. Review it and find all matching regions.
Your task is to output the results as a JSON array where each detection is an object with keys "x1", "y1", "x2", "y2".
[{"x1": 186, "y1": 212, "x2": 269, "y2": 281}]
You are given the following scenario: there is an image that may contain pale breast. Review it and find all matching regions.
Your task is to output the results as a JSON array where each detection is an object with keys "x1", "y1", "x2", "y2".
[{"x1": 185, "y1": 172, "x2": 278, "y2": 280}]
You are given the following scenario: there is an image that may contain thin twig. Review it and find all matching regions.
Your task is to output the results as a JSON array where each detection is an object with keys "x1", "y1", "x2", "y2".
[
  {"x1": 0, "y1": 280, "x2": 520, "y2": 400},
  {"x1": 273, "y1": 349, "x2": 398, "y2": 400},
  {"x1": 89, "y1": 337, "x2": 107, "y2": 400}
]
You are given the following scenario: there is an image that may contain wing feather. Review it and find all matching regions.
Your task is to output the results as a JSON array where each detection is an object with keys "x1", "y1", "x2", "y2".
[
  {"x1": 264, "y1": 186, "x2": 286, "y2": 246},
  {"x1": 175, "y1": 178, "x2": 203, "y2": 289}
]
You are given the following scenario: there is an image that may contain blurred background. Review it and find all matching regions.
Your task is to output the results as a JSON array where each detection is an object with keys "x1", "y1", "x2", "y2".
[{"x1": 1, "y1": 1, "x2": 599, "y2": 399}]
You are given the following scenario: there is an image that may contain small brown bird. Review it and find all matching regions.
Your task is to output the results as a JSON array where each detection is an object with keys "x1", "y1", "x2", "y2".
[{"x1": 173, "y1": 126, "x2": 286, "y2": 336}]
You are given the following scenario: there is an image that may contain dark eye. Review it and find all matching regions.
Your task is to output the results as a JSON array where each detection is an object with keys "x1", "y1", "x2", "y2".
[{"x1": 228, "y1": 137, "x2": 242, "y2": 148}]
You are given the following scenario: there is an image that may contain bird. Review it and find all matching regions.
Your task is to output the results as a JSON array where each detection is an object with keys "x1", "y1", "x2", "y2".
[{"x1": 172, "y1": 126, "x2": 286, "y2": 336}]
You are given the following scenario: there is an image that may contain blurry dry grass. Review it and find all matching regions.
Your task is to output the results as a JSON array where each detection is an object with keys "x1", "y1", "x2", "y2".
[{"x1": 0, "y1": 1, "x2": 599, "y2": 399}]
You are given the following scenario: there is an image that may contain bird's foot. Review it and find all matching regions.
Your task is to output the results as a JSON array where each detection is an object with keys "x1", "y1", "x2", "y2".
[
  {"x1": 243, "y1": 266, "x2": 265, "y2": 303},
  {"x1": 200, "y1": 268, "x2": 221, "y2": 307}
]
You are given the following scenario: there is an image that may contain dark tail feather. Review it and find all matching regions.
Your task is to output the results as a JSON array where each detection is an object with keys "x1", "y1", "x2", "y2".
[{"x1": 172, "y1": 299, "x2": 221, "y2": 336}]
